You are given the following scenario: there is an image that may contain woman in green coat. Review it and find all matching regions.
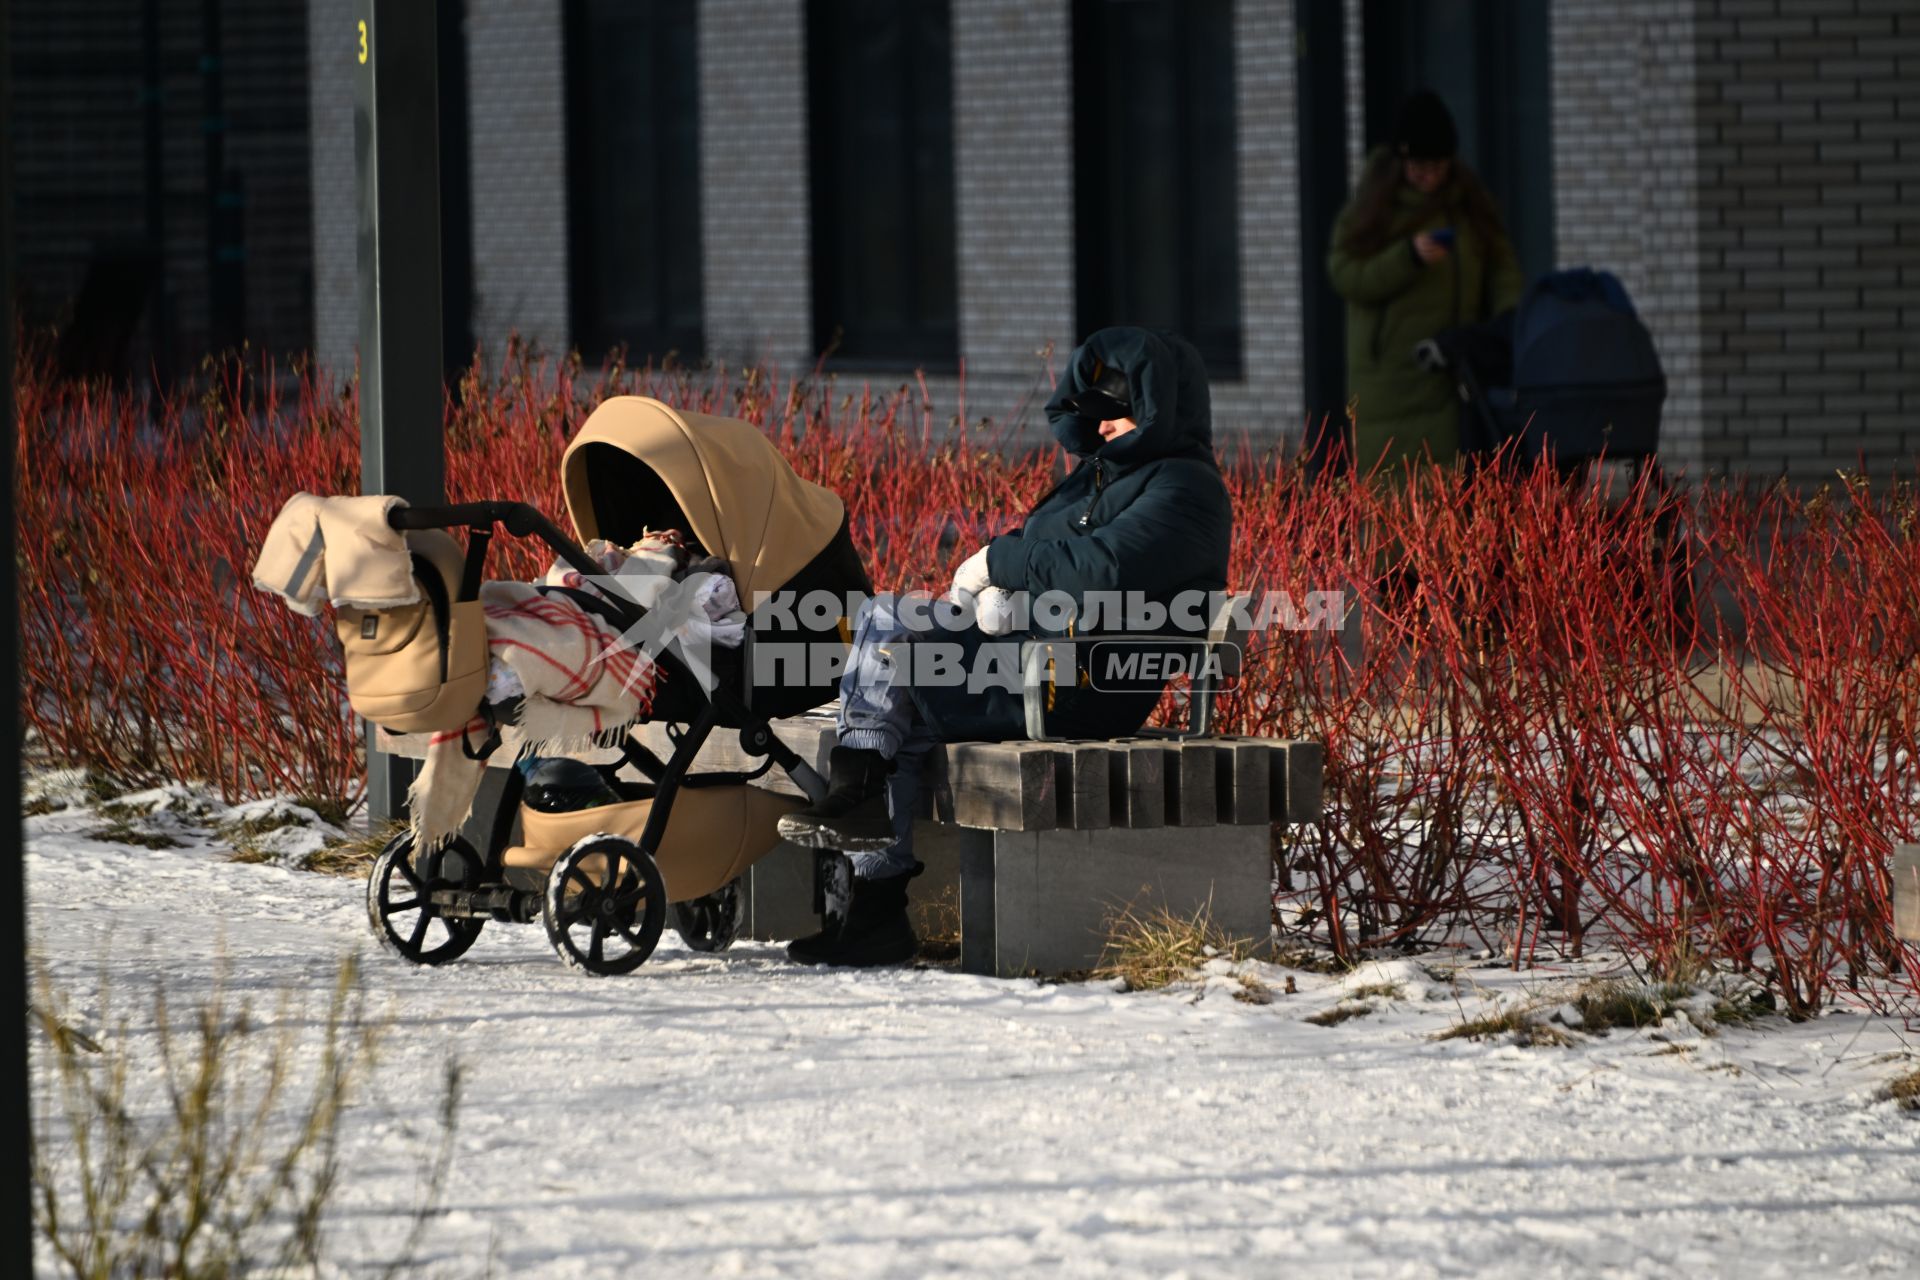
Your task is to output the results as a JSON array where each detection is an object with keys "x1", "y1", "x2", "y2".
[{"x1": 1328, "y1": 90, "x2": 1524, "y2": 478}]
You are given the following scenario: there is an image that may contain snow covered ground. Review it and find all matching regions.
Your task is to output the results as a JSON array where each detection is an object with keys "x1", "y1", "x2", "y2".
[{"x1": 25, "y1": 786, "x2": 1920, "y2": 1278}]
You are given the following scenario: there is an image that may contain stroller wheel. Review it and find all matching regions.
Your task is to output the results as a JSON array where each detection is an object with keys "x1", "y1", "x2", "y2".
[
  {"x1": 543, "y1": 835, "x2": 668, "y2": 976},
  {"x1": 671, "y1": 876, "x2": 745, "y2": 954},
  {"x1": 367, "y1": 832, "x2": 487, "y2": 965}
]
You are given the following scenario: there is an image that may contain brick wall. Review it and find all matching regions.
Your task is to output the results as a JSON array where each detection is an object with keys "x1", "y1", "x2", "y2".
[
  {"x1": 465, "y1": 0, "x2": 570, "y2": 359},
  {"x1": 1689, "y1": 0, "x2": 1920, "y2": 484},
  {"x1": 1553, "y1": 0, "x2": 1919, "y2": 484},
  {"x1": 15, "y1": 0, "x2": 312, "y2": 372}
]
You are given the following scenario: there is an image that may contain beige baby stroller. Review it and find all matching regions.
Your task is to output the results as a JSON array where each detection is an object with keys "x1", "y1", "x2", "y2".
[{"x1": 353, "y1": 396, "x2": 870, "y2": 975}]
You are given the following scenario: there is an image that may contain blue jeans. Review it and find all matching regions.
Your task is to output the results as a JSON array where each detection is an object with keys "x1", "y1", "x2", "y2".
[{"x1": 835, "y1": 593, "x2": 939, "y2": 879}]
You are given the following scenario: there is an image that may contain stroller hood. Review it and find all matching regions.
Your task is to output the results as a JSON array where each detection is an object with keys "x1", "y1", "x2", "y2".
[
  {"x1": 561, "y1": 397, "x2": 845, "y2": 600},
  {"x1": 1513, "y1": 269, "x2": 1665, "y2": 395}
]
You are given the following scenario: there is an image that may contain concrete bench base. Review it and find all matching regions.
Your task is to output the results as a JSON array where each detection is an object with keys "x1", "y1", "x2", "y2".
[{"x1": 741, "y1": 821, "x2": 1272, "y2": 978}]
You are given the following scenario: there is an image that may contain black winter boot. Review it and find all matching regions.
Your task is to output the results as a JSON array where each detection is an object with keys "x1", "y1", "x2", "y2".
[
  {"x1": 787, "y1": 864, "x2": 920, "y2": 967},
  {"x1": 776, "y1": 746, "x2": 896, "y2": 852}
]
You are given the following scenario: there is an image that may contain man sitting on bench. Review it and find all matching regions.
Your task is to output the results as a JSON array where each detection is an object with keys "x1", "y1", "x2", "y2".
[{"x1": 777, "y1": 325, "x2": 1234, "y2": 967}]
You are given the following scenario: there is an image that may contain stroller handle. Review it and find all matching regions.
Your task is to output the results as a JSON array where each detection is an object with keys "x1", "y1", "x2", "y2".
[
  {"x1": 388, "y1": 500, "x2": 557, "y2": 539},
  {"x1": 389, "y1": 501, "x2": 619, "y2": 618}
]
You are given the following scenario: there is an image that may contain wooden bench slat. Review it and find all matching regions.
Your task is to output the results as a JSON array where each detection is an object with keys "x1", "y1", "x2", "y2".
[
  {"x1": 1051, "y1": 743, "x2": 1112, "y2": 831},
  {"x1": 1281, "y1": 740, "x2": 1325, "y2": 824},
  {"x1": 949, "y1": 740, "x2": 1058, "y2": 831},
  {"x1": 1210, "y1": 737, "x2": 1272, "y2": 825},
  {"x1": 1165, "y1": 742, "x2": 1217, "y2": 828},
  {"x1": 1107, "y1": 741, "x2": 1166, "y2": 829}
]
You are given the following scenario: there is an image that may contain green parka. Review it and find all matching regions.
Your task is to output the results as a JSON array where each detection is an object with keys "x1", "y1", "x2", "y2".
[{"x1": 1328, "y1": 148, "x2": 1524, "y2": 475}]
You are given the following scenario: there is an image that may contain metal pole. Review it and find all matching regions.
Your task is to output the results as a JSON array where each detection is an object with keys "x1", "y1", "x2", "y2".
[
  {"x1": 355, "y1": 0, "x2": 446, "y2": 823},
  {"x1": 2, "y1": 0, "x2": 35, "y2": 1263}
]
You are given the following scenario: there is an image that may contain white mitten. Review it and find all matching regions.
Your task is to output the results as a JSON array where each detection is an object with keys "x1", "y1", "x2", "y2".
[
  {"x1": 975, "y1": 587, "x2": 1018, "y2": 636},
  {"x1": 950, "y1": 545, "x2": 992, "y2": 600}
]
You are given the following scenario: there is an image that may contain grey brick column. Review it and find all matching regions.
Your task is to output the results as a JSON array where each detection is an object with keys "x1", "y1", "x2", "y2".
[
  {"x1": 697, "y1": 0, "x2": 814, "y2": 375},
  {"x1": 1343, "y1": 0, "x2": 1365, "y2": 185},
  {"x1": 1211, "y1": 0, "x2": 1303, "y2": 443},
  {"x1": 465, "y1": 0, "x2": 570, "y2": 360},
  {"x1": 950, "y1": 0, "x2": 1076, "y2": 434},
  {"x1": 308, "y1": 0, "x2": 358, "y2": 380},
  {"x1": 1550, "y1": 0, "x2": 1707, "y2": 480}
]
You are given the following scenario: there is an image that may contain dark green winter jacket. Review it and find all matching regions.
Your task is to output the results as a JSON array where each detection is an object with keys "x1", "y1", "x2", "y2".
[{"x1": 1329, "y1": 148, "x2": 1524, "y2": 476}]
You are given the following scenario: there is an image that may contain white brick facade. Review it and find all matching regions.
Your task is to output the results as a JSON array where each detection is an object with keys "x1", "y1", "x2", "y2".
[
  {"x1": 697, "y1": 0, "x2": 815, "y2": 375},
  {"x1": 301, "y1": 0, "x2": 1917, "y2": 478},
  {"x1": 1219, "y1": 0, "x2": 1303, "y2": 438},
  {"x1": 465, "y1": 1, "x2": 570, "y2": 359},
  {"x1": 949, "y1": 0, "x2": 1075, "y2": 435},
  {"x1": 1550, "y1": 0, "x2": 1710, "y2": 478}
]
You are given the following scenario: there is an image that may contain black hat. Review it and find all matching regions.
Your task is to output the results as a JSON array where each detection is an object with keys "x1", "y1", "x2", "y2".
[
  {"x1": 1058, "y1": 356, "x2": 1133, "y2": 422},
  {"x1": 1394, "y1": 89, "x2": 1458, "y2": 161}
]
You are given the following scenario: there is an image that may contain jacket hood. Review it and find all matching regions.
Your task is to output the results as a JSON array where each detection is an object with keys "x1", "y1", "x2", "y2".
[{"x1": 1044, "y1": 326, "x2": 1215, "y2": 465}]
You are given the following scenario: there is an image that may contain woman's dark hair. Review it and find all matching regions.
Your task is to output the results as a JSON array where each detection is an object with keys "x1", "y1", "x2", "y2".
[{"x1": 1337, "y1": 147, "x2": 1508, "y2": 260}]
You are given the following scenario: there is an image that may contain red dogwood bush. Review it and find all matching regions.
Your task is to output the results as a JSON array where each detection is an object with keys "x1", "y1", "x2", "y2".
[{"x1": 16, "y1": 348, "x2": 1918, "y2": 1012}]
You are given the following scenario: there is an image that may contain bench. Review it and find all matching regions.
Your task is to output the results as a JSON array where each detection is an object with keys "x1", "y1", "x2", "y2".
[{"x1": 624, "y1": 716, "x2": 1322, "y2": 975}]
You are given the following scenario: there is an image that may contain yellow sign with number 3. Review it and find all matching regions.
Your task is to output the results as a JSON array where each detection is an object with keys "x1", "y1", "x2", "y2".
[{"x1": 357, "y1": 20, "x2": 368, "y2": 64}]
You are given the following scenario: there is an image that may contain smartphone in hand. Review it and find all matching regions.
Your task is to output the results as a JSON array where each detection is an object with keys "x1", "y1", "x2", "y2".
[{"x1": 1431, "y1": 226, "x2": 1456, "y2": 248}]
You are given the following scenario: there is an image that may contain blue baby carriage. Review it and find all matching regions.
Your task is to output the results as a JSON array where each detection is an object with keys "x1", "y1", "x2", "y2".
[
  {"x1": 1417, "y1": 269, "x2": 1693, "y2": 640},
  {"x1": 1420, "y1": 268, "x2": 1667, "y2": 472}
]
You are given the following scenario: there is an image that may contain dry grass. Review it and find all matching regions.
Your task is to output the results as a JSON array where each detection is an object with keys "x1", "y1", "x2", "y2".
[
  {"x1": 224, "y1": 810, "x2": 389, "y2": 876},
  {"x1": 1885, "y1": 1067, "x2": 1920, "y2": 1113},
  {"x1": 1266, "y1": 942, "x2": 1353, "y2": 976},
  {"x1": 1435, "y1": 975, "x2": 1762, "y2": 1050},
  {"x1": 1349, "y1": 981, "x2": 1406, "y2": 1002},
  {"x1": 30, "y1": 954, "x2": 461, "y2": 1278},
  {"x1": 1233, "y1": 975, "x2": 1275, "y2": 1005},
  {"x1": 1305, "y1": 1002, "x2": 1373, "y2": 1027},
  {"x1": 82, "y1": 820, "x2": 184, "y2": 850},
  {"x1": 302, "y1": 821, "x2": 404, "y2": 879},
  {"x1": 1095, "y1": 896, "x2": 1255, "y2": 993},
  {"x1": 1574, "y1": 981, "x2": 1678, "y2": 1034},
  {"x1": 1433, "y1": 1006, "x2": 1573, "y2": 1048},
  {"x1": 912, "y1": 882, "x2": 962, "y2": 964}
]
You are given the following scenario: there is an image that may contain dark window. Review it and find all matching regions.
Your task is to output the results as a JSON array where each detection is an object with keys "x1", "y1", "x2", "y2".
[
  {"x1": 1073, "y1": 0, "x2": 1242, "y2": 378},
  {"x1": 564, "y1": 0, "x2": 704, "y2": 364},
  {"x1": 807, "y1": 0, "x2": 958, "y2": 370}
]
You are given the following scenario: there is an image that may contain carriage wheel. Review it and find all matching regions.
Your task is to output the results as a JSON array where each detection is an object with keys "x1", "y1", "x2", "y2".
[
  {"x1": 671, "y1": 876, "x2": 745, "y2": 954},
  {"x1": 366, "y1": 832, "x2": 486, "y2": 965},
  {"x1": 542, "y1": 835, "x2": 668, "y2": 976}
]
